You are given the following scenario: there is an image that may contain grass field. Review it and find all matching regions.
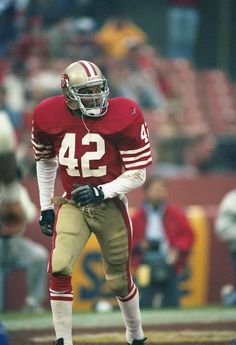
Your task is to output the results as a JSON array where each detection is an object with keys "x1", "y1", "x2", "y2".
[{"x1": 1, "y1": 305, "x2": 236, "y2": 344}]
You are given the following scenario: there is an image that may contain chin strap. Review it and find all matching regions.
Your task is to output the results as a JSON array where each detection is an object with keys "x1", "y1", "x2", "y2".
[{"x1": 81, "y1": 113, "x2": 91, "y2": 133}]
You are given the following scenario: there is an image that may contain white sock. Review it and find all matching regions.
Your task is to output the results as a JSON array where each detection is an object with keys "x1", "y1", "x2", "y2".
[
  {"x1": 117, "y1": 288, "x2": 144, "y2": 344},
  {"x1": 51, "y1": 300, "x2": 73, "y2": 345}
]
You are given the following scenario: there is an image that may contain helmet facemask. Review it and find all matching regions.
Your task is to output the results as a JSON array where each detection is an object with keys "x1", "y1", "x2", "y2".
[{"x1": 67, "y1": 80, "x2": 109, "y2": 117}]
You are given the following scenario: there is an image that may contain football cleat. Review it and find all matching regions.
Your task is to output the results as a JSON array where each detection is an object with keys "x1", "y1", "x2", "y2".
[
  {"x1": 53, "y1": 338, "x2": 64, "y2": 345},
  {"x1": 230, "y1": 340, "x2": 236, "y2": 345},
  {"x1": 127, "y1": 337, "x2": 147, "y2": 345}
]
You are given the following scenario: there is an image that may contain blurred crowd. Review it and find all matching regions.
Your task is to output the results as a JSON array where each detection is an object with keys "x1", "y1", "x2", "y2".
[
  {"x1": 1, "y1": 0, "x2": 236, "y2": 179},
  {"x1": 1, "y1": 1, "x2": 236, "y2": 321}
]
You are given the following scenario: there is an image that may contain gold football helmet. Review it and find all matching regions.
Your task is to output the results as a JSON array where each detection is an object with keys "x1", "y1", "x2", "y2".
[{"x1": 61, "y1": 60, "x2": 109, "y2": 117}]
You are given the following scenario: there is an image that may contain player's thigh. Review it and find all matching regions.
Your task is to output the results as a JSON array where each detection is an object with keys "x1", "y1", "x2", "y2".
[
  {"x1": 95, "y1": 201, "x2": 129, "y2": 275},
  {"x1": 52, "y1": 204, "x2": 91, "y2": 272}
]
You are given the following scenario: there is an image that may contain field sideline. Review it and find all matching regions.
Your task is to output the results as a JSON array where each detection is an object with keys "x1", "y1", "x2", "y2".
[{"x1": 2, "y1": 306, "x2": 236, "y2": 345}]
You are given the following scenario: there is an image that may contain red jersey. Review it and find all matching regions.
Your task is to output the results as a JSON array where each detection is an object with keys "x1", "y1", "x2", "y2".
[{"x1": 32, "y1": 96, "x2": 152, "y2": 196}]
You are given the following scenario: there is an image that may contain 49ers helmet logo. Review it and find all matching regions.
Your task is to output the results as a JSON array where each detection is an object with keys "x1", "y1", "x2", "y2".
[{"x1": 61, "y1": 74, "x2": 69, "y2": 88}]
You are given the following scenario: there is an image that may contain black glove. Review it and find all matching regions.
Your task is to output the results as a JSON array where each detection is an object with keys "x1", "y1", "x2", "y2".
[
  {"x1": 39, "y1": 209, "x2": 55, "y2": 237},
  {"x1": 72, "y1": 184, "x2": 104, "y2": 206}
]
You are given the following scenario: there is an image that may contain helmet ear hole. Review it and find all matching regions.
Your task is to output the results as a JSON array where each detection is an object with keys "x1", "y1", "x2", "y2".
[{"x1": 61, "y1": 60, "x2": 109, "y2": 117}]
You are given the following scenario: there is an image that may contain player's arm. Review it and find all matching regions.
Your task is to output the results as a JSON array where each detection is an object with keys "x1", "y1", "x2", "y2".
[
  {"x1": 105, "y1": 103, "x2": 152, "y2": 199},
  {"x1": 32, "y1": 117, "x2": 58, "y2": 236},
  {"x1": 99, "y1": 168, "x2": 146, "y2": 198},
  {"x1": 36, "y1": 158, "x2": 58, "y2": 237},
  {"x1": 36, "y1": 158, "x2": 58, "y2": 211},
  {"x1": 72, "y1": 168, "x2": 146, "y2": 206}
]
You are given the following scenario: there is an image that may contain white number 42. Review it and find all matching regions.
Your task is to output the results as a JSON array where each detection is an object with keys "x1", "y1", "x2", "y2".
[
  {"x1": 59, "y1": 124, "x2": 149, "y2": 177},
  {"x1": 59, "y1": 133, "x2": 106, "y2": 177}
]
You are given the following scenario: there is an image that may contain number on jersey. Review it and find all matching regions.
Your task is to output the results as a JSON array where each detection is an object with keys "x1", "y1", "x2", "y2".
[{"x1": 59, "y1": 133, "x2": 106, "y2": 177}]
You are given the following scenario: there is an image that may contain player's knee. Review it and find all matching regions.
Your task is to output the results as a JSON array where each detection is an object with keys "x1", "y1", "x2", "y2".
[
  {"x1": 50, "y1": 274, "x2": 72, "y2": 292},
  {"x1": 106, "y1": 274, "x2": 128, "y2": 297},
  {"x1": 51, "y1": 248, "x2": 73, "y2": 275}
]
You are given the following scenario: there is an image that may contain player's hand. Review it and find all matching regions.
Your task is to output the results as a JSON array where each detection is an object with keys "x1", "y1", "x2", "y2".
[
  {"x1": 72, "y1": 184, "x2": 104, "y2": 206},
  {"x1": 39, "y1": 209, "x2": 55, "y2": 237}
]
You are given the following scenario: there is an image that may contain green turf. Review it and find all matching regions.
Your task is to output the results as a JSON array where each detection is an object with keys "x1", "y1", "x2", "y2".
[{"x1": 1, "y1": 305, "x2": 236, "y2": 331}]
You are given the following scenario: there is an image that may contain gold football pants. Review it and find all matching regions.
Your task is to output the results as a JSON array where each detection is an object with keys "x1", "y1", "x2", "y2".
[{"x1": 49, "y1": 198, "x2": 133, "y2": 297}]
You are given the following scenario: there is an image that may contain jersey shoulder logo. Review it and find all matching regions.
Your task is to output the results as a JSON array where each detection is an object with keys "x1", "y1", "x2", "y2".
[{"x1": 131, "y1": 107, "x2": 136, "y2": 115}]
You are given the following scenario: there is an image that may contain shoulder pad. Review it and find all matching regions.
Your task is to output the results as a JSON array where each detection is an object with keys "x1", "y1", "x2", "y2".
[
  {"x1": 99, "y1": 97, "x2": 143, "y2": 134},
  {"x1": 33, "y1": 95, "x2": 65, "y2": 133}
]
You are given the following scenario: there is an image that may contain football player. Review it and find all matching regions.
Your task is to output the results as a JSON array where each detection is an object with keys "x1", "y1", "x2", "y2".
[{"x1": 31, "y1": 60, "x2": 152, "y2": 345}]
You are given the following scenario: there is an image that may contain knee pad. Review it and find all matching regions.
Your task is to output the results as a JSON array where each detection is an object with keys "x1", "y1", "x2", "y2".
[
  {"x1": 106, "y1": 272, "x2": 129, "y2": 297},
  {"x1": 50, "y1": 274, "x2": 72, "y2": 293}
]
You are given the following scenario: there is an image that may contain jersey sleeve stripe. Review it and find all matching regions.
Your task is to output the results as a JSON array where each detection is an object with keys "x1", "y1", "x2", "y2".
[
  {"x1": 31, "y1": 139, "x2": 44, "y2": 148},
  {"x1": 122, "y1": 150, "x2": 151, "y2": 162},
  {"x1": 33, "y1": 148, "x2": 52, "y2": 155},
  {"x1": 33, "y1": 145, "x2": 55, "y2": 160},
  {"x1": 34, "y1": 152, "x2": 52, "y2": 158},
  {"x1": 119, "y1": 142, "x2": 150, "y2": 155},
  {"x1": 124, "y1": 156, "x2": 152, "y2": 169},
  {"x1": 31, "y1": 138, "x2": 53, "y2": 149},
  {"x1": 34, "y1": 154, "x2": 53, "y2": 161}
]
